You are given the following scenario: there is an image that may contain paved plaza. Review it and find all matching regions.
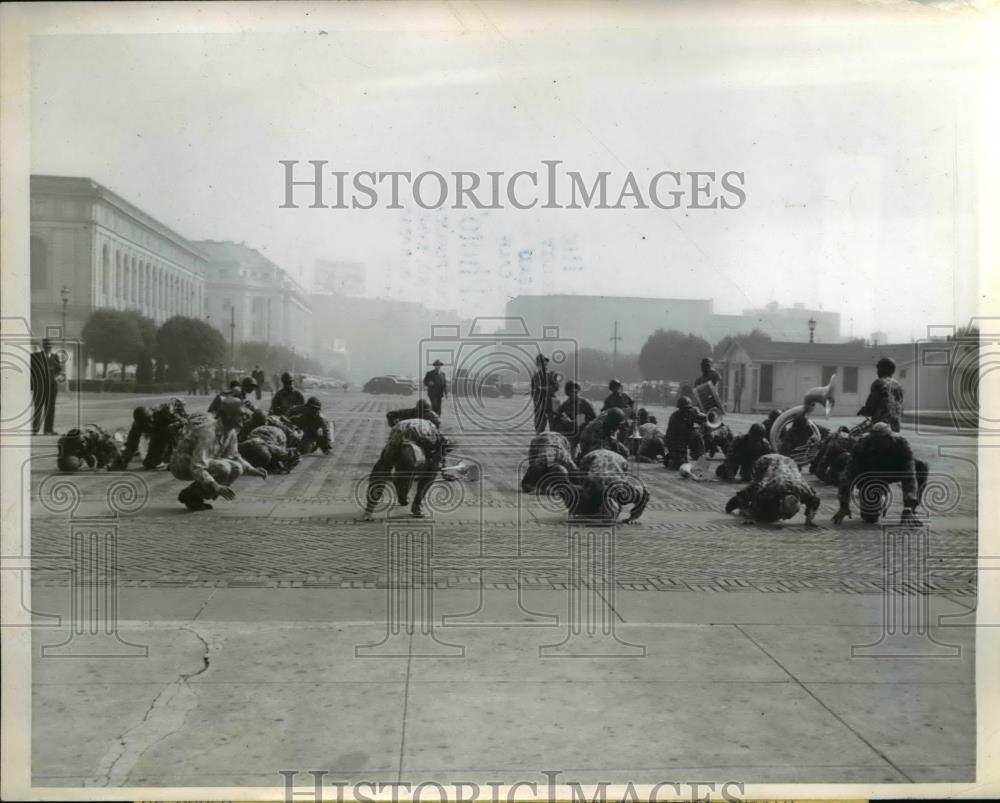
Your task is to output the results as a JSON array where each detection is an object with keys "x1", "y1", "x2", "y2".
[{"x1": 25, "y1": 390, "x2": 978, "y2": 787}]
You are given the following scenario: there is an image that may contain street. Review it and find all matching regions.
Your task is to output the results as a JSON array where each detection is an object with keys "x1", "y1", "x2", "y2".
[{"x1": 26, "y1": 389, "x2": 977, "y2": 787}]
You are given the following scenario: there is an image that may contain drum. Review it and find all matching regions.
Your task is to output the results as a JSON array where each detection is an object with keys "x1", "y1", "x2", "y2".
[{"x1": 692, "y1": 381, "x2": 725, "y2": 430}]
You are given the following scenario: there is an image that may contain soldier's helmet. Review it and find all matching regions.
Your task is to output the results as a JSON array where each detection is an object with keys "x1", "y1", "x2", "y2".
[
  {"x1": 677, "y1": 395, "x2": 693, "y2": 409},
  {"x1": 414, "y1": 398, "x2": 432, "y2": 414},
  {"x1": 168, "y1": 398, "x2": 187, "y2": 415},
  {"x1": 636, "y1": 407, "x2": 649, "y2": 422},
  {"x1": 602, "y1": 407, "x2": 627, "y2": 432},
  {"x1": 132, "y1": 406, "x2": 154, "y2": 425},
  {"x1": 608, "y1": 378, "x2": 622, "y2": 390},
  {"x1": 306, "y1": 396, "x2": 322, "y2": 409},
  {"x1": 564, "y1": 380, "x2": 580, "y2": 395},
  {"x1": 779, "y1": 494, "x2": 801, "y2": 520},
  {"x1": 241, "y1": 377, "x2": 258, "y2": 393},
  {"x1": 281, "y1": 372, "x2": 293, "y2": 384},
  {"x1": 748, "y1": 422, "x2": 766, "y2": 438},
  {"x1": 876, "y1": 357, "x2": 896, "y2": 376},
  {"x1": 56, "y1": 454, "x2": 83, "y2": 472},
  {"x1": 238, "y1": 440, "x2": 271, "y2": 469}
]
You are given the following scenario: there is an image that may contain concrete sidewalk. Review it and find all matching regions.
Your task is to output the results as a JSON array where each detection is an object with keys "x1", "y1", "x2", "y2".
[{"x1": 29, "y1": 587, "x2": 975, "y2": 788}]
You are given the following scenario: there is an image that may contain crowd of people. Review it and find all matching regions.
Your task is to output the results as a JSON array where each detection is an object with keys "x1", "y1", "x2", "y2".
[{"x1": 49, "y1": 343, "x2": 926, "y2": 527}]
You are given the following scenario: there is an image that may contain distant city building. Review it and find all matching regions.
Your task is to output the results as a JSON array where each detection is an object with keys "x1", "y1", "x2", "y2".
[
  {"x1": 30, "y1": 174, "x2": 208, "y2": 337},
  {"x1": 506, "y1": 294, "x2": 844, "y2": 355},
  {"x1": 314, "y1": 260, "x2": 366, "y2": 297},
  {"x1": 871, "y1": 330, "x2": 889, "y2": 347},
  {"x1": 196, "y1": 240, "x2": 313, "y2": 359}
]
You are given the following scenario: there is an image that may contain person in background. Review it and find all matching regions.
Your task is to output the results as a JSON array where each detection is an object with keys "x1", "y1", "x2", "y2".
[
  {"x1": 602, "y1": 378, "x2": 634, "y2": 414},
  {"x1": 287, "y1": 396, "x2": 334, "y2": 454},
  {"x1": 695, "y1": 357, "x2": 721, "y2": 387},
  {"x1": 188, "y1": 367, "x2": 200, "y2": 396},
  {"x1": 251, "y1": 365, "x2": 266, "y2": 401},
  {"x1": 30, "y1": 338, "x2": 62, "y2": 435},
  {"x1": 553, "y1": 381, "x2": 597, "y2": 447},
  {"x1": 169, "y1": 397, "x2": 267, "y2": 511},
  {"x1": 422, "y1": 359, "x2": 448, "y2": 417},
  {"x1": 858, "y1": 356, "x2": 904, "y2": 433},
  {"x1": 530, "y1": 354, "x2": 558, "y2": 434},
  {"x1": 271, "y1": 372, "x2": 305, "y2": 416},
  {"x1": 664, "y1": 395, "x2": 708, "y2": 470}
]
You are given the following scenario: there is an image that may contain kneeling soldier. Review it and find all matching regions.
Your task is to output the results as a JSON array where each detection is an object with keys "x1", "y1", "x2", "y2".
[
  {"x1": 664, "y1": 395, "x2": 707, "y2": 469},
  {"x1": 576, "y1": 407, "x2": 629, "y2": 460},
  {"x1": 716, "y1": 423, "x2": 772, "y2": 481},
  {"x1": 288, "y1": 397, "x2": 334, "y2": 454},
  {"x1": 57, "y1": 424, "x2": 122, "y2": 472},
  {"x1": 169, "y1": 397, "x2": 267, "y2": 511},
  {"x1": 833, "y1": 423, "x2": 927, "y2": 525},
  {"x1": 810, "y1": 426, "x2": 854, "y2": 485},
  {"x1": 239, "y1": 424, "x2": 301, "y2": 474},
  {"x1": 360, "y1": 418, "x2": 447, "y2": 521},
  {"x1": 635, "y1": 415, "x2": 667, "y2": 463},
  {"x1": 571, "y1": 449, "x2": 648, "y2": 524},
  {"x1": 725, "y1": 453, "x2": 820, "y2": 525},
  {"x1": 115, "y1": 398, "x2": 188, "y2": 470},
  {"x1": 521, "y1": 432, "x2": 578, "y2": 493}
]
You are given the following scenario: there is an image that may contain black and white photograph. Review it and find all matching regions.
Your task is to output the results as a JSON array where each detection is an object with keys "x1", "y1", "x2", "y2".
[{"x1": 1, "y1": 1, "x2": 997, "y2": 800}]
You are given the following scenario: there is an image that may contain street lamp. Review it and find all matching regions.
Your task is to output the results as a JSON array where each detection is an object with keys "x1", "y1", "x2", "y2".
[
  {"x1": 808, "y1": 316, "x2": 817, "y2": 344},
  {"x1": 60, "y1": 285, "x2": 70, "y2": 338}
]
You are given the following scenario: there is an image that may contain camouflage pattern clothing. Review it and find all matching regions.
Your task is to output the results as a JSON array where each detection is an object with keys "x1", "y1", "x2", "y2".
[
  {"x1": 116, "y1": 399, "x2": 188, "y2": 470},
  {"x1": 363, "y1": 419, "x2": 447, "y2": 516},
  {"x1": 57, "y1": 424, "x2": 121, "y2": 471},
  {"x1": 703, "y1": 423, "x2": 734, "y2": 458},
  {"x1": 837, "y1": 428, "x2": 928, "y2": 523},
  {"x1": 169, "y1": 412, "x2": 255, "y2": 508},
  {"x1": 386, "y1": 405, "x2": 441, "y2": 429},
  {"x1": 239, "y1": 425, "x2": 300, "y2": 474},
  {"x1": 716, "y1": 425, "x2": 773, "y2": 481},
  {"x1": 521, "y1": 432, "x2": 578, "y2": 492},
  {"x1": 576, "y1": 411, "x2": 630, "y2": 460},
  {"x1": 635, "y1": 422, "x2": 666, "y2": 463},
  {"x1": 571, "y1": 449, "x2": 648, "y2": 523},
  {"x1": 287, "y1": 404, "x2": 334, "y2": 454},
  {"x1": 664, "y1": 407, "x2": 707, "y2": 469},
  {"x1": 725, "y1": 453, "x2": 819, "y2": 523},
  {"x1": 858, "y1": 376, "x2": 904, "y2": 433},
  {"x1": 809, "y1": 428, "x2": 855, "y2": 485}
]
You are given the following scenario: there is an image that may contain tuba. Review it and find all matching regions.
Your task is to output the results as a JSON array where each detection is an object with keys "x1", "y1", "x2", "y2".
[
  {"x1": 685, "y1": 381, "x2": 725, "y2": 430},
  {"x1": 770, "y1": 374, "x2": 837, "y2": 467}
]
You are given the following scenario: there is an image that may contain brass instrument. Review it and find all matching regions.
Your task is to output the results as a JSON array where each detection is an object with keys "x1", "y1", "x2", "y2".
[
  {"x1": 770, "y1": 375, "x2": 837, "y2": 468},
  {"x1": 681, "y1": 381, "x2": 725, "y2": 430}
]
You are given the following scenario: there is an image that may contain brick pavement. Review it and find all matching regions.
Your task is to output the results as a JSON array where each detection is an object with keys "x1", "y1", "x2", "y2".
[{"x1": 27, "y1": 390, "x2": 979, "y2": 594}]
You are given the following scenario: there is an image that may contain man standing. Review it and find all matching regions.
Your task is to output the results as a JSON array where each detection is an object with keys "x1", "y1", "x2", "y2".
[
  {"x1": 602, "y1": 379, "x2": 634, "y2": 414},
  {"x1": 422, "y1": 360, "x2": 448, "y2": 417},
  {"x1": 695, "y1": 357, "x2": 721, "y2": 387},
  {"x1": 858, "y1": 357, "x2": 904, "y2": 433},
  {"x1": 30, "y1": 338, "x2": 62, "y2": 435},
  {"x1": 169, "y1": 396, "x2": 267, "y2": 511},
  {"x1": 251, "y1": 365, "x2": 265, "y2": 401},
  {"x1": 530, "y1": 354, "x2": 558, "y2": 434},
  {"x1": 271, "y1": 372, "x2": 305, "y2": 416}
]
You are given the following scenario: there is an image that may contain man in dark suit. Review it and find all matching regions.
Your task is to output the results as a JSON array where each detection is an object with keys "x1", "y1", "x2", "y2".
[
  {"x1": 251, "y1": 365, "x2": 266, "y2": 401},
  {"x1": 422, "y1": 360, "x2": 448, "y2": 417},
  {"x1": 30, "y1": 338, "x2": 62, "y2": 435}
]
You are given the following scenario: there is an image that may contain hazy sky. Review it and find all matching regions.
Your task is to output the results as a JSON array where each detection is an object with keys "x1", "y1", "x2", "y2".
[{"x1": 29, "y1": 2, "x2": 986, "y2": 342}]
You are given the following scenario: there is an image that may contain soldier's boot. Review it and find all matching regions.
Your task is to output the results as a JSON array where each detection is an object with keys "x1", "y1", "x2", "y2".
[{"x1": 178, "y1": 483, "x2": 213, "y2": 511}]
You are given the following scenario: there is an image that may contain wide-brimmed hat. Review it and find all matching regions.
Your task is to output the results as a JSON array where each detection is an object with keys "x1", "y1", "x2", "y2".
[{"x1": 432, "y1": 359, "x2": 444, "y2": 366}]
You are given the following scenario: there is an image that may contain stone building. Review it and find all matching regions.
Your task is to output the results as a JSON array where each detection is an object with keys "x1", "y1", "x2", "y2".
[
  {"x1": 195, "y1": 240, "x2": 313, "y2": 359},
  {"x1": 30, "y1": 175, "x2": 207, "y2": 336}
]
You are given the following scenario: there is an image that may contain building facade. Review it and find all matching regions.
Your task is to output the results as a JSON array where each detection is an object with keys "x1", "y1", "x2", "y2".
[
  {"x1": 314, "y1": 260, "x2": 366, "y2": 297},
  {"x1": 30, "y1": 175, "x2": 208, "y2": 340},
  {"x1": 196, "y1": 241, "x2": 313, "y2": 359}
]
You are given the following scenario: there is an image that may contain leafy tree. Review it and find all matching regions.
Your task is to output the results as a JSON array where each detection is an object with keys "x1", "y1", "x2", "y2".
[
  {"x1": 81, "y1": 308, "x2": 141, "y2": 377},
  {"x1": 126, "y1": 311, "x2": 158, "y2": 384},
  {"x1": 713, "y1": 328, "x2": 773, "y2": 359},
  {"x1": 572, "y1": 348, "x2": 640, "y2": 384},
  {"x1": 638, "y1": 329, "x2": 712, "y2": 382},
  {"x1": 155, "y1": 316, "x2": 227, "y2": 381}
]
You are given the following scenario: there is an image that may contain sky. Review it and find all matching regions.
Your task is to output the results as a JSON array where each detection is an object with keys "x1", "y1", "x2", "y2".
[{"x1": 28, "y1": 1, "x2": 986, "y2": 343}]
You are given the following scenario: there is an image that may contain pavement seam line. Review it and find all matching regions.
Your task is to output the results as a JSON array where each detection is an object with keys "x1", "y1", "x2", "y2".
[
  {"x1": 397, "y1": 631, "x2": 414, "y2": 782},
  {"x1": 731, "y1": 623, "x2": 915, "y2": 783}
]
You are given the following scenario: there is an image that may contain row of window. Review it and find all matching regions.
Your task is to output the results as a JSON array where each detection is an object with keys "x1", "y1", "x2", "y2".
[{"x1": 99, "y1": 243, "x2": 201, "y2": 317}]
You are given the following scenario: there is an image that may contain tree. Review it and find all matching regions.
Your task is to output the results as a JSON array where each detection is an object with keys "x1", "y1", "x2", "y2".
[
  {"x1": 155, "y1": 316, "x2": 226, "y2": 381},
  {"x1": 81, "y1": 308, "x2": 141, "y2": 377},
  {"x1": 638, "y1": 329, "x2": 712, "y2": 382},
  {"x1": 713, "y1": 328, "x2": 773, "y2": 359},
  {"x1": 126, "y1": 311, "x2": 158, "y2": 384}
]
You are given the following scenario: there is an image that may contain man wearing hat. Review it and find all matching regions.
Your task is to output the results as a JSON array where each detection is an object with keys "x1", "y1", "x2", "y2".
[
  {"x1": 530, "y1": 354, "x2": 558, "y2": 434},
  {"x1": 833, "y1": 422, "x2": 927, "y2": 525},
  {"x1": 423, "y1": 360, "x2": 448, "y2": 417},
  {"x1": 664, "y1": 395, "x2": 708, "y2": 470},
  {"x1": 251, "y1": 365, "x2": 266, "y2": 401},
  {"x1": 270, "y1": 371, "x2": 305, "y2": 416},
  {"x1": 858, "y1": 357, "x2": 904, "y2": 432},
  {"x1": 695, "y1": 357, "x2": 721, "y2": 388},
  {"x1": 30, "y1": 337, "x2": 63, "y2": 435},
  {"x1": 169, "y1": 396, "x2": 267, "y2": 511}
]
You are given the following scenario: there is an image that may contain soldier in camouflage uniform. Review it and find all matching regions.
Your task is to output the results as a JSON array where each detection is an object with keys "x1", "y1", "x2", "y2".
[
  {"x1": 570, "y1": 449, "x2": 648, "y2": 524},
  {"x1": 703, "y1": 422, "x2": 734, "y2": 459},
  {"x1": 833, "y1": 423, "x2": 927, "y2": 525},
  {"x1": 635, "y1": 411, "x2": 667, "y2": 463},
  {"x1": 576, "y1": 407, "x2": 629, "y2": 460},
  {"x1": 114, "y1": 398, "x2": 188, "y2": 470},
  {"x1": 663, "y1": 396, "x2": 707, "y2": 469},
  {"x1": 57, "y1": 424, "x2": 122, "y2": 472},
  {"x1": 716, "y1": 423, "x2": 772, "y2": 481},
  {"x1": 725, "y1": 453, "x2": 820, "y2": 524},
  {"x1": 386, "y1": 398, "x2": 441, "y2": 428},
  {"x1": 521, "y1": 431, "x2": 578, "y2": 493},
  {"x1": 287, "y1": 397, "x2": 334, "y2": 454},
  {"x1": 809, "y1": 426, "x2": 855, "y2": 484},
  {"x1": 239, "y1": 424, "x2": 301, "y2": 474},
  {"x1": 858, "y1": 357, "x2": 904, "y2": 433},
  {"x1": 360, "y1": 418, "x2": 448, "y2": 520}
]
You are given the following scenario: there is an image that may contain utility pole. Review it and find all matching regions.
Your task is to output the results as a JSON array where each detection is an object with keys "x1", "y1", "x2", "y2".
[
  {"x1": 229, "y1": 306, "x2": 235, "y2": 366},
  {"x1": 610, "y1": 320, "x2": 622, "y2": 373}
]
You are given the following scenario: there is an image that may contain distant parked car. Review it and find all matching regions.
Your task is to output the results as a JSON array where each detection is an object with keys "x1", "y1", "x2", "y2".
[{"x1": 363, "y1": 376, "x2": 416, "y2": 395}]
